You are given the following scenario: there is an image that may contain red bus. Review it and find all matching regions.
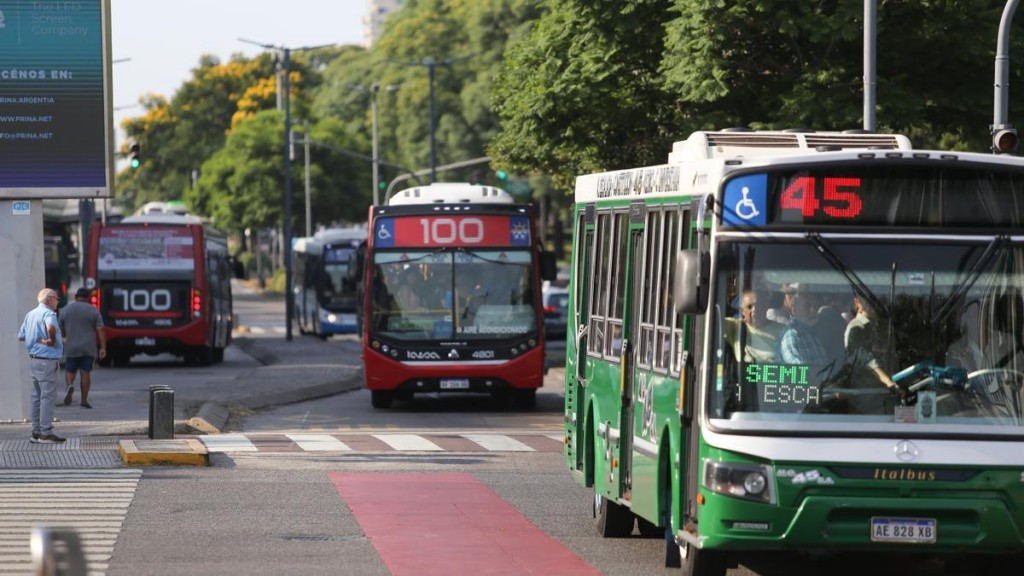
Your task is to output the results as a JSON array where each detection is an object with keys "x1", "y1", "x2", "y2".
[
  {"x1": 362, "y1": 183, "x2": 556, "y2": 408},
  {"x1": 84, "y1": 213, "x2": 235, "y2": 366}
]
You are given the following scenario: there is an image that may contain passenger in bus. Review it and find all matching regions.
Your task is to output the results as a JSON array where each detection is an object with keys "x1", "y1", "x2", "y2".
[
  {"x1": 777, "y1": 284, "x2": 828, "y2": 368},
  {"x1": 393, "y1": 269, "x2": 424, "y2": 311},
  {"x1": 844, "y1": 292, "x2": 903, "y2": 410},
  {"x1": 724, "y1": 290, "x2": 780, "y2": 363}
]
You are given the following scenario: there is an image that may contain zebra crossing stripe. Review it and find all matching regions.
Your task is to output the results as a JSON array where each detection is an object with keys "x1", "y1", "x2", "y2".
[
  {"x1": 373, "y1": 434, "x2": 444, "y2": 451},
  {"x1": 546, "y1": 433, "x2": 564, "y2": 442},
  {"x1": 201, "y1": 434, "x2": 258, "y2": 452},
  {"x1": 285, "y1": 434, "x2": 351, "y2": 452},
  {"x1": 0, "y1": 469, "x2": 141, "y2": 576},
  {"x1": 461, "y1": 434, "x2": 534, "y2": 452}
]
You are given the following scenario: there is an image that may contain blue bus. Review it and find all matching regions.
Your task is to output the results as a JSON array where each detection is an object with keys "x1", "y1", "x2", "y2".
[{"x1": 293, "y1": 225, "x2": 367, "y2": 338}]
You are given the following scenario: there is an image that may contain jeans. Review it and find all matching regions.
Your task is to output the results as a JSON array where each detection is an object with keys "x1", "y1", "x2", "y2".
[{"x1": 30, "y1": 358, "x2": 58, "y2": 436}]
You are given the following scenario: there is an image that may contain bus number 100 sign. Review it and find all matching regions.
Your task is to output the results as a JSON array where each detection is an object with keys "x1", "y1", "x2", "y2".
[{"x1": 779, "y1": 177, "x2": 863, "y2": 220}]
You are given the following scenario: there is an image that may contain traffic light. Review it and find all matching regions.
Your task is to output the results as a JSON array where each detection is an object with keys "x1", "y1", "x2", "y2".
[
  {"x1": 992, "y1": 127, "x2": 1019, "y2": 154},
  {"x1": 496, "y1": 170, "x2": 508, "y2": 181},
  {"x1": 128, "y1": 140, "x2": 141, "y2": 169}
]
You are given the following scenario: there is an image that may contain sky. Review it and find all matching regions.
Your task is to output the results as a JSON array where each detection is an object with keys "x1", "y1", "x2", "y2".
[{"x1": 110, "y1": 0, "x2": 367, "y2": 144}]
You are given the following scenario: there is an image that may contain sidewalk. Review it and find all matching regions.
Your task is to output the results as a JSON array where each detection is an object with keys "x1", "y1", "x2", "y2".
[{"x1": 0, "y1": 287, "x2": 364, "y2": 464}]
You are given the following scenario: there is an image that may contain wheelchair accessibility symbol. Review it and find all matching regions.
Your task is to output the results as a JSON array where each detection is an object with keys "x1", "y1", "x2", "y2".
[
  {"x1": 734, "y1": 187, "x2": 760, "y2": 220},
  {"x1": 723, "y1": 174, "x2": 767, "y2": 226},
  {"x1": 376, "y1": 223, "x2": 392, "y2": 240}
]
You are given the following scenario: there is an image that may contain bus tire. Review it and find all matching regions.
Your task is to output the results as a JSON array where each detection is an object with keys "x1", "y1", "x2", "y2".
[
  {"x1": 371, "y1": 391, "x2": 394, "y2": 409},
  {"x1": 212, "y1": 347, "x2": 224, "y2": 363},
  {"x1": 195, "y1": 346, "x2": 213, "y2": 367},
  {"x1": 111, "y1": 352, "x2": 131, "y2": 368},
  {"x1": 677, "y1": 540, "x2": 726, "y2": 576},
  {"x1": 594, "y1": 492, "x2": 633, "y2": 538}
]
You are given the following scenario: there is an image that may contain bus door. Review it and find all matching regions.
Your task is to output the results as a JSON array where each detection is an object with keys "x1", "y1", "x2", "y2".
[
  {"x1": 565, "y1": 206, "x2": 594, "y2": 474},
  {"x1": 620, "y1": 205, "x2": 646, "y2": 495}
]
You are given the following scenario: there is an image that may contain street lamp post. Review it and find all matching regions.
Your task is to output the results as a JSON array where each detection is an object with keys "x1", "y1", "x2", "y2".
[
  {"x1": 396, "y1": 56, "x2": 472, "y2": 183},
  {"x1": 345, "y1": 82, "x2": 399, "y2": 205},
  {"x1": 239, "y1": 39, "x2": 333, "y2": 341}
]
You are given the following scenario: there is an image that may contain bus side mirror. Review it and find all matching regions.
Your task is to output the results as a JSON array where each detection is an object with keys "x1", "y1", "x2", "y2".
[
  {"x1": 540, "y1": 252, "x2": 557, "y2": 282},
  {"x1": 674, "y1": 250, "x2": 709, "y2": 314}
]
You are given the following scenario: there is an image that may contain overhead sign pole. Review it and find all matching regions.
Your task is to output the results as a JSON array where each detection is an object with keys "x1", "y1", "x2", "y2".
[{"x1": 0, "y1": 0, "x2": 113, "y2": 421}]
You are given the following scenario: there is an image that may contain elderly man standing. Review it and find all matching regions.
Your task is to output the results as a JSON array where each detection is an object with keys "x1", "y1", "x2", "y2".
[{"x1": 16, "y1": 288, "x2": 67, "y2": 443}]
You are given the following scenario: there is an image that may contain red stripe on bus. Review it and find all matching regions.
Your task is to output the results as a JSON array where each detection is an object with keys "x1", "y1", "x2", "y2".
[
  {"x1": 330, "y1": 472, "x2": 599, "y2": 576},
  {"x1": 107, "y1": 311, "x2": 182, "y2": 318}
]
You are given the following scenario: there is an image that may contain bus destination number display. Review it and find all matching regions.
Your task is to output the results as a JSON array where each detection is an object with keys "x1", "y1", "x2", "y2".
[
  {"x1": 106, "y1": 285, "x2": 184, "y2": 327},
  {"x1": 722, "y1": 174, "x2": 866, "y2": 227},
  {"x1": 745, "y1": 363, "x2": 820, "y2": 411},
  {"x1": 374, "y1": 215, "x2": 531, "y2": 248}
]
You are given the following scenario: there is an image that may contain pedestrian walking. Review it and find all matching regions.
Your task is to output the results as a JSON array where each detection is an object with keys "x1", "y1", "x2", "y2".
[
  {"x1": 16, "y1": 288, "x2": 66, "y2": 443},
  {"x1": 60, "y1": 287, "x2": 106, "y2": 409}
]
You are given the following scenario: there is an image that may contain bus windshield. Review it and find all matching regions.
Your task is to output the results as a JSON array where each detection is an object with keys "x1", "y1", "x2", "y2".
[
  {"x1": 321, "y1": 246, "x2": 355, "y2": 308},
  {"x1": 710, "y1": 238, "x2": 1024, "y2": 436},
  {"x1": 370, "y1": 249, "x2": 537, "y2": 341}
]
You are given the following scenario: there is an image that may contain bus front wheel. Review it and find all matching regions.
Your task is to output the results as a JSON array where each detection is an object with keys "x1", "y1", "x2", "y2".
[
  {"x1": 371, "y1": 391, "x2": 394, "y2": 409},
  {"x1": 668, "y1": 535, "x2": 726, "y2": 576}
]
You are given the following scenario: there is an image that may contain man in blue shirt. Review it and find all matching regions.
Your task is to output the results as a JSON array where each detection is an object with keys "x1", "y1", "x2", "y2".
[{"x1": 17, "y1": 288, "x2": 66, "y2": 443}]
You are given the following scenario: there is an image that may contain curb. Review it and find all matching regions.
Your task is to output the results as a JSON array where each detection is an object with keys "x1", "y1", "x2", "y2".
[
  {"x1": 186, "y1": 369, "x2": 364, "y2": 434},
  {"x1": 119, "y1": 438, "x2": 209, "y2": 466}
]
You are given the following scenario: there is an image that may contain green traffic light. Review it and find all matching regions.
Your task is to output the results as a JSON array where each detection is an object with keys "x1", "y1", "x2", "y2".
[
  {"x1": 378, "y1": 181, "x2": 387, "y2": 190},
  {"x1": 496, "y1": 170, "x2": 508, "y2": 180},
  {"x1": 130, "y1": 157, "x2": 140, "y2": 169}
]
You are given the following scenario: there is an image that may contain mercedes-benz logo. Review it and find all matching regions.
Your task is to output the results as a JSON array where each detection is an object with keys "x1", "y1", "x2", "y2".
[{"x1": 894, "y1": 440, "x2": 919, "y2": 462}]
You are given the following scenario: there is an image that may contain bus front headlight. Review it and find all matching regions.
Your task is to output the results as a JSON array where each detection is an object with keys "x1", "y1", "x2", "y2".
[{"x1": 703, "y1": 460, "x2": 774, "y2": 504}]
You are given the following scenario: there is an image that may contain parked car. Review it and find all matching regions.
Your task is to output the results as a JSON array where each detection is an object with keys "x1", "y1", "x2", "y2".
[{"x1": 542, "y1": 285, "x2": 569, "y2": 339}]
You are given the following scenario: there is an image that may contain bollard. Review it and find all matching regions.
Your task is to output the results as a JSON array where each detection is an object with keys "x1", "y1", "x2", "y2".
[
  {"x1": 147, "y1": 385, "x2": 170, "y2": 438},
  {"x1": 31, "y1": 526, "x2": 87, "y2": 576},
  {"x1": 149, "y1": 386, "x2": 174, "y2": 440}
]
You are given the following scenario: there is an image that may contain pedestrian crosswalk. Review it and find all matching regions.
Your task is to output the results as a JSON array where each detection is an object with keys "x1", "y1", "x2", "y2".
[
  {"x1": 0, "y1": 469, "x2": 142, "y2": 576},
  {"x1": 199, "y1": 432, "x2": 565, "y2": 454}
]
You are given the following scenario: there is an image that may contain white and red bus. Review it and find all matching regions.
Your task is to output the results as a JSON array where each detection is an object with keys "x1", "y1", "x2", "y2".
[
  {"x1": 84, "y1": 213, "x2": 235, "y2": 366},
  {"x1": 362, "y1": 183, "x2": 556, "y2": 408}
]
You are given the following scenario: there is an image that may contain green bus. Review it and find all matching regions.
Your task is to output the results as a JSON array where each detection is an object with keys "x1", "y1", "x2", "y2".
[{"x1": 564, "y1": 130, "x2": 1024, "y2": 574}]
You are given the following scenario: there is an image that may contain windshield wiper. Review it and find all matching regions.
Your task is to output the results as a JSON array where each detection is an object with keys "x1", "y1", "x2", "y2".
[
  {"x1": 805, "y1": 233, "x2": 890, "y2": 318},
  {"x1": 930, "y1": 235, "x2": 1009, "y2": 327}
]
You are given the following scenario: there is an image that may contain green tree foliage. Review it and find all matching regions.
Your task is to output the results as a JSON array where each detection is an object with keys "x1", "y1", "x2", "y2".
[
  {"x1": 660, "y1": 0, "x2": 1021, "y2": 150},
  {"x1": 490, "y1": 0, "x2": 685, "y2": 190}
]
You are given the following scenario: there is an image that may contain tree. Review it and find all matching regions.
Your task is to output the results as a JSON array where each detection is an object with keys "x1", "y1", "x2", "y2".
[{"x1": 490, "y1": 0, "x2": 684, "y2": 190}]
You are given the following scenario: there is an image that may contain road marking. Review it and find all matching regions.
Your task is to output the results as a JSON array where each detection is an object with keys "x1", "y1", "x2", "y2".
[
  {"x1": 331, "y1": 473, "x2": 600, "y2": 576},
  {"x1": 461, "y1": 434, "x2": 534, "y2": 452},
  {"x1": 372, "y1": 434, "x2": 444, "y2": 451},
  {"x1": 546, "y1": 433, "x2": 564, "y2": 442},
  {"x1": 0, "y1": 469, "x2": 141, "y2": 576},
  {"x1": 285, "y1": 434, "x2": 351, "y2": 452},
  {"x1": 197, "y1": 433, "x2": 564, "y2": 454},
  {"x1": 201, "y1": 434, "x2": 258, "y2": 452}
]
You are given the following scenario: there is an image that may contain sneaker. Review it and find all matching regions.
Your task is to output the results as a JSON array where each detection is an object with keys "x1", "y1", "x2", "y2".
[
  {"x1": 63, "y1": 386, "x2": 74, "y2": 406},
  {"x1": 36, "y1": 434, "x2": 66, "y2": 444},
  {"x1": 29, "y1": 432, "x2": 40, "y2": 443},
  {"x1": 80, "y1": 402, "x2": 92, "y2": 409}
]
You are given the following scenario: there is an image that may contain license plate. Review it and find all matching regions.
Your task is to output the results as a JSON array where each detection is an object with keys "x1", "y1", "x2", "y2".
[
  {"x1": 135, "y1": 337, "x2": 156, "y2": 346},
  {"x1": 870, "y1": 517, "x2": 936, "y2": 544},
  {"x1": 440, "y1": 378, "x2": 470, "y2": 390}
]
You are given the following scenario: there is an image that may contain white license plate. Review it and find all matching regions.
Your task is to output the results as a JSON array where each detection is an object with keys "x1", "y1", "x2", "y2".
[
  {"x1": 440, "y1": 379, "x2": 470, "y2": 390},
  {"x1": 135, "y1": 337, "x2": 156, "y2": 346},
  {"x1": 870, "y1": 517, "x2": 936, "y2": 543}
]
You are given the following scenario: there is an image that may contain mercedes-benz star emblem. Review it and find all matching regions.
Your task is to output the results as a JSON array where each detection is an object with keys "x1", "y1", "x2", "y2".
[{"x1": 894, "y1": 440, "x2": 919, "y2": 462}]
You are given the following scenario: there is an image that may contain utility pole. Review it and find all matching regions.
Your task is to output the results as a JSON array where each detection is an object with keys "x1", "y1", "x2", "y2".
[
  {"x1": 992, "y1": 0, "x2": 1021, "y2": 153},
  {"x1": 304, "y1": 121, "x2": 311, "y2": 237},
  {"x1": 863, "y1": 0, "x2": 877, "y2": 132},
  {"x1": 371, "y1": 83, "x2": 380, "y2": 204}
]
